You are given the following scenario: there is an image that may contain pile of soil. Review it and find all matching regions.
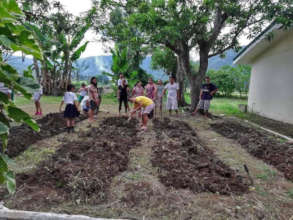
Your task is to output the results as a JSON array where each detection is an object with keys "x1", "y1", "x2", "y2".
[
  {"x1": 151, "y1": 118, "x2": 249, "y2": 195},
  {"x1": 211, "y1": 121, "x2": 293, "y2": 181},
  {"x1": 1, "y1": 117, "x2": 139, "y2": 211},
  {"x1": 6, "y1": 113, "x2": 87, "y2": 157}
]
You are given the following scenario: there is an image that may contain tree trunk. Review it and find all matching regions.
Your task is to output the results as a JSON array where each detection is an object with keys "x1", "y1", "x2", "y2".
[
  {"x1": 180, "y1": 44, "x2": 209, "y2": 111},
  {"x1": 176, "y1": 56, "x2": 187, "y2": 106},
  {"x1": 33, "y1": 58, "x2": 41, "y2": 84}
]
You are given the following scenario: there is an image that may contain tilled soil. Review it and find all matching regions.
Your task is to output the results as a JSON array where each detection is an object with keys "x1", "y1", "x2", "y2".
[
  {"x1": 151, "y1": 118, "x2": 249, "y2": 195},
  {"x1": 6, "y1": 113, "x2": 87, "y2": 157},
  {"x1": 1, "y1": 117, "x2": 139, "y2": 211},
  {"x1": 211, "y1": 121, "x2": 293, "y2": 181}
]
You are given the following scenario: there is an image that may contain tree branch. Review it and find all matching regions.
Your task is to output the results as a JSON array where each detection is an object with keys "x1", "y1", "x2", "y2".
[{"x1": 165, "y1": 40, "x2": 181, "y2": 55}]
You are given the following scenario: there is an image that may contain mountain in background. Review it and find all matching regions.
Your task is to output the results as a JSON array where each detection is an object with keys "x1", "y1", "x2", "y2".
[
  {"x1": 7, "y1": 48, "x2": 240, "y2": 80},
  {"x1": 207, "y1": 48, "x2": 238, "y2": 70}
]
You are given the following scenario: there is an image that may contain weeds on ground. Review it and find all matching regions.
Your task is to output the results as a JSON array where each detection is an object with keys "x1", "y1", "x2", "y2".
[
  {"x1": 287, "y1": 189, "x2": 293, "y2": 199},
  {"x1": 256, "y1": 167, "x2": 277, "y2": 181}
]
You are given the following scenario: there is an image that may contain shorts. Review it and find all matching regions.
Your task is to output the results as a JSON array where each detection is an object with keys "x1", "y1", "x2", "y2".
[
  {"x1": 89, "y1": 100, "x2": 98, "y2": 110},
  {"x1": 197, "y1": 100, "x2": 210, "y2": 111},
  {"x1": 33, "y1": 92, "x2": 42, "y2": 101},
  {"x1": 142, "y1": 103, "x2": 155, "y2": 114},
  {"x1": 166, "y1": 97, "x2": 178, "y2": 110},
  {"x1": 78, "y1": 95, "x2": 84, "y2": 103}
]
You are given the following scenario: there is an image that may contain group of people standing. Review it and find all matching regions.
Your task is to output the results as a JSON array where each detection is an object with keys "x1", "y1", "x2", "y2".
[
  {"x1": 117, "y1": 74, "x2": 180, "y2": 117},
  {"x1": 118, "y1": 74, "x2": 218, "y2": 131},
  {"x1": 29, "y1": 73, "x2": 217, "y2": 133},
  {"x1": 116, "y1": 74, "x2": 181, "y2": 131},
  {"x1": 59, "y1": 77, "x2": 100, "y2": 133}
]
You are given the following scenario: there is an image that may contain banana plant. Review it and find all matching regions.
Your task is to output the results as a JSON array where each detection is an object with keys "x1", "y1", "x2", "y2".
[{"x1": 0, "y1": 0, "x2": 42, "y2": 193}]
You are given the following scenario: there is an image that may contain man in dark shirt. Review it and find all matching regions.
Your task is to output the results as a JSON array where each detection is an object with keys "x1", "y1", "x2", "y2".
[{"x1": 192, "y1": 76, "x2": 218, "y2": 118}]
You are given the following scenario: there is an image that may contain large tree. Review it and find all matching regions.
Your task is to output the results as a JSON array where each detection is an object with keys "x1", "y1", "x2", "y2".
[{"x1": 100, "y1": 0, "x2": 292, "y2": 109}]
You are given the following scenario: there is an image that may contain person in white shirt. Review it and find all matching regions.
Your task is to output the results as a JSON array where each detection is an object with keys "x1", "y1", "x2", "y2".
[
  {"x1": 78, "y1": 83, "x2": 88, "y2": 103},
  {"x1": 33, "y1": 86, "x2": 43, "y2": 116},
  {"x1": 80, "y1": 95, "x2": 89, "y2": 113},
  {"x1": 163, "y1": 76, "x2": 179, "y2": 116},
  {"x1": 117, "y1": 74, "x2": 128, "y2": 86},
  {"x1": 59, "y1": 84, "x2": 80, "y2": 133}
]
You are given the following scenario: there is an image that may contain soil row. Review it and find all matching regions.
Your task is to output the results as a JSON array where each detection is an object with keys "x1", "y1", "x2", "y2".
[
  {"x1": 6, "y1": 113, "x2": 87, "y2": 158},
  {"x1": 151, "y1": 118, "x2": 249, "y2": 195},
  {"x1": 1, "y1": 117, "x2": 139, "y2": 211},
  {"x1": 211, "y1": 120, "x2": 293, "y2": 181}
]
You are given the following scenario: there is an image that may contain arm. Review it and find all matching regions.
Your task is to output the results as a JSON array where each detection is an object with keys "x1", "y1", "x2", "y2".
[
  {"x1": 130, "y1": 104, "x2": 142, "y2": 115},
  {"x1": 74, "y1": 100, "x2": 80, "y2": 111},
  {"x1": 154, "y1": 85, "x2": 158, "y2": 100},
  {"x1": 59, "y1": 100, "x2": 64, "y2": 112},
  {"x1": 210, "y1": 88, "x2": 218, "y2": 96},
  {"x1": 131, "y1": 88, "x2": 135, "y2": 96},
  {"x1": 163, "y1": 88, "x2": 167, "y2": 96}
]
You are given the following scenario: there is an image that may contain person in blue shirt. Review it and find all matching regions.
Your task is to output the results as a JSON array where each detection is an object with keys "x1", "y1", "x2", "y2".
[{"x1": 192, "y1": 76, "x2": 218, "y2": 118}]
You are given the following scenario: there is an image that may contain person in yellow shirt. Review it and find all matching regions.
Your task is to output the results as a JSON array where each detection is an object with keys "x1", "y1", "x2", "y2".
[{"x1": 128, "y1": 96, "x2": 155, "y2": 131}]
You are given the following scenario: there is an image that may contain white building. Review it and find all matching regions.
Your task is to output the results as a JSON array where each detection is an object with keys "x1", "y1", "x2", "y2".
[{"x1": 234, "y1": 23, "x2": 293, "y2": 124}]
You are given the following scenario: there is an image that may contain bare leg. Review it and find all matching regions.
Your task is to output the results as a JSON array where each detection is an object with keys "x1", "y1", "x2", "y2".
[
  {"x1": 192, "y1": 108, "x2": 199, "y2": 116},
  {"x1": 141, "y1": 114, "x2": 148, "y2": 130},
  {"x1": 88, "y1": 109, "x2": 94, "y2": 124},
  {"x1": 37, "y1": 101, "x2": 42, "y2": 115},
  {"x1": 34, "y1": 101, "x2": 38, "y2": 114}
]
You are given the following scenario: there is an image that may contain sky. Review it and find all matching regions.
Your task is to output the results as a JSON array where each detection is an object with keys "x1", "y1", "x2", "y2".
[{"x1": 52, "y1": 1, "x2": 251, "y2": 59}]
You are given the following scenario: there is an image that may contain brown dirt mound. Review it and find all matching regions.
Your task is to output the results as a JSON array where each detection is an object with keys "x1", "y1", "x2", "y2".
[
  {"x1": 1, "y1": 117, "x2": 139, "y2": 211},
  {"x1": 211, "y1": 121, "x2": 293, "y2": 181},
  {"x1": 6, "y1": 113, "x2": 87, "y2": 157},
  {"x1": 151, "y1": 118, "x2": 249, "y2": 195}
]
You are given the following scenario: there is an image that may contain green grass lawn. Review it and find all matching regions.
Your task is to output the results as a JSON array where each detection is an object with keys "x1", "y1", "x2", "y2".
[
  {"x1": 209, "y1": 97, "x2": 247, "y2": 118},
  {"x1": 15, "y1": 94, "x2": 247, "y2": 118},
  {"x1": 15, "y1": 95, "x2": 62, "y2": 106},
  {"x1": 185, "y1": 94, "x2": 247, "y2": 117}
]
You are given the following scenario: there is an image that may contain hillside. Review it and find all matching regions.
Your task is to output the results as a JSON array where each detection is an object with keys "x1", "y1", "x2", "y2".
[
  {"x1": 207, "y1": 49, "x2": 238, "y2": 70},
  {"x1": 7, "y1": 49, "x2": 239, "y2": 80}
]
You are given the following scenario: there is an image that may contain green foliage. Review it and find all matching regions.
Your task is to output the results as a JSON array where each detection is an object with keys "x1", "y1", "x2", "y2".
[
  {"x1": 104, "y1": 45, "x2": 150, "y2": 91},
  {"x1": 208, "y1": 65, "x2": 251, "y2": 97},
  {"x1": 151, "y1": 47, "x2": 177, "y2": 76},
  {"x1": 0, "y1": 0, "x2": 41, "y2": 193}
]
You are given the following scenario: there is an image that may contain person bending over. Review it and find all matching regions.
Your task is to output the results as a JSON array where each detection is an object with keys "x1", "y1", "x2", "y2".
[
  {"x1": 128, "y1": 96, "x2": 155, "y2": 131},
  {"x1": 192, "y1": 76, "x2": 218, "y2": 118}
]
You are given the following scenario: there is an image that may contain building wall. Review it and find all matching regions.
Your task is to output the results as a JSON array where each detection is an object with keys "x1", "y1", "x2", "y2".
[{"x1": 248, "y1": 30, "x2": 293, "y2": 124}]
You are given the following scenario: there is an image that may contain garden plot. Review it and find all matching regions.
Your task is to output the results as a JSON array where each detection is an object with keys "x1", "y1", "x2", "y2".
[
  {"x1": 211, "y1": 120, "x2": 293, "y2": 181},
  {"x1": 6, "y1": 113, "x2": 87, "y2": 157},
  {"x1": 152, "y1": 118, "x2": 249, "y2": 195},
  {"x1": 0, "y1": 117, "x2": 139, "y2": 212}
]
